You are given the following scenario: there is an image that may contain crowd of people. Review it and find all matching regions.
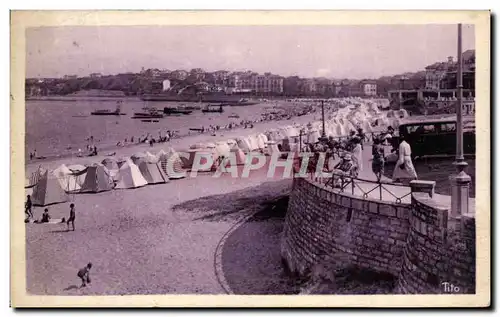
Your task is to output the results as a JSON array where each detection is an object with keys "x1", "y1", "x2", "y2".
[{"x1": 302, "y1": 124, "x2": 417, "y2": 186}]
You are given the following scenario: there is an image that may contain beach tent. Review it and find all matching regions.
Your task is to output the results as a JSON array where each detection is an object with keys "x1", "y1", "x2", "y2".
[
  {"x1": 101, "y1": 158, "x2": 119, "y2": 171},
  {"x1": 227, "y1": 147, "x2": 247, "y2": 166},
  {"x1": 236, "y1": 137, "x2": 252, "y2": 152},
  {"x1": 256, "y1": 133, "x2": 269, "y2": 149},
  {"x1": 264, "y1": 141, "x2": 281, "y2": 156},
  {"x1": 225, "y1": 139, "x2": 238, "y2": 149},
  {"x1": 53, "y1": 164, "x2": 84, "y2": 193},
  {"x1": 307, "y1": 130, "x2": 321, "y2": 143},
  {"x1": 157, "y1": 148, "x2": 186, "y2": 179},
  {"x1": 67, "y1": 164, "x2": 87, "y2": 173},
  {"x1": 215, "y1": 141, "x2": 231, "y2": 158},
  {"x1": 137, "y1": 161, "x2": 169, "y2": 185},
  {"x1": 265, "y1": 129, "x2": 283, "y2": 142},
  {"x1": 26, "y1": 166, "x2": 44, "y2": 188},
  {"x1": 183, "y1": 146, "x2": 216, "y2": 172},
  {"x1": 114, "y1": 160, "x2": 148, "y2": 189},
  {"x1": 31, "y1": 170, "x2": 69, "y2": 206},
  {"x1": 130, "y1": 152, "x2": 147, "y2": 165},
  {"x1": 144, "y1": 151, "x2": 159, "y2": 163},
  {"x1": 246, "y1": 135, "x2": 260, "y2": 151},
  {"x1": 79, "y1": 164, "x2": 114, "y2": 193}
]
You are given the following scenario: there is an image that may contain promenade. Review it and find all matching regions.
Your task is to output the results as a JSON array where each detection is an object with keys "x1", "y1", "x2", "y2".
[{"x1": 323, "y1": 145, "x2": 475, "y2": 210}]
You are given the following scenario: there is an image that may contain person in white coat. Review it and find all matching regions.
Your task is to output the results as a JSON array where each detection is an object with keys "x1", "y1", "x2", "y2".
[
  {"x1": 392, "y1": 135, "x2": 417, "y2": 183},
  {"x1": 351, "y1": 137, "x2": 363, "y2": 175}
]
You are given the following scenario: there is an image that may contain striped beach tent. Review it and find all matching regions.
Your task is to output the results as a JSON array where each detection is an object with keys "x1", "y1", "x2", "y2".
[
  {"x1": 157, "y1": 148, "x2": 186, "y2": 179},
  {"x1": 31, "y1": 170, "x2": 69, "y2": 206}
]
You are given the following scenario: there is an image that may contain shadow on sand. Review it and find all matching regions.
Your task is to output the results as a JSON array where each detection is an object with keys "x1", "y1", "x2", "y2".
[
  {"x1": 172, "y1": 180, "x2": 292, "y2": 222},
  {"x1": 220, "y1": 194, "x2": 300, "y2": 295}
]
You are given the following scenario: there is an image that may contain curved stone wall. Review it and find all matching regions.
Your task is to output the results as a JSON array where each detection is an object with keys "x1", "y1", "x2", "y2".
[
  {"x1": 281, "y1": 176, "x2": 411, "y2": 278},
  {"x1": 282, "y1": 176, "x2": 476, "y2": 294}
]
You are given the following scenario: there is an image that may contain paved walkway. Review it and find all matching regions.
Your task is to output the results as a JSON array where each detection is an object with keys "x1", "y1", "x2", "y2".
[{"x1": 324, "y1": 145, "x2": 474, "y2": 209}]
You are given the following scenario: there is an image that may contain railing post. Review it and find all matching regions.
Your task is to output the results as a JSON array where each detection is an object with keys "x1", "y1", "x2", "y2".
[{"x1": 409, "y1": 180, "x2": 436, "y2": 198}]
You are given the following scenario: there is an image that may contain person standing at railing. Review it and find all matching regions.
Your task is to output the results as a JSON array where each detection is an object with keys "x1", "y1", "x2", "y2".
[
  {"x1": 357, "y1": 127, "x2": 366, "y2": 150},
  {"x1": 371, "y1": 137, "x2": 385, "y2": 182},
  {"x1": 351, "y1": 137, "x2": 363, "y2": 175},
  {"x1": 392, "y1": 135, "x2": 417, "y2": 184}
]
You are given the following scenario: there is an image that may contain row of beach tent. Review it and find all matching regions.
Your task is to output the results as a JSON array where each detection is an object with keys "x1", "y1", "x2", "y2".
[{"x1": 26, "y1": 98, "x2": 404, "y2": 206}]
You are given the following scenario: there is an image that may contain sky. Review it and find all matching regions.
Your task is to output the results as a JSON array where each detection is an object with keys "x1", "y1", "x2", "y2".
[{"x1": 26, "y1": 24, "x2": 475, "y2": 79}]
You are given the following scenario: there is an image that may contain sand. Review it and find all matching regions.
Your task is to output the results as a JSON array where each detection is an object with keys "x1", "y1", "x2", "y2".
[{"x1": 26, "y1": 161, "x2": 293, "y2": 295}]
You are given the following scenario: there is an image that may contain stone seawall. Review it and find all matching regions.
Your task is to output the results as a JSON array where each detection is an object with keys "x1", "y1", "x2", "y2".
[
  {"x1": 398, "y1": 193, "x2": 475, "y2": 294},
  {"x1": 281, "y1": 176, "x2": 476, "y2": 294},
  {"x1": 281, "y1": 176, "x2": 411, "y2": 278}
]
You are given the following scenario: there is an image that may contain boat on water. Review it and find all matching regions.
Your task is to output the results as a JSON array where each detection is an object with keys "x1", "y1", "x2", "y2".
[
  {"x1": 228, "y1": 114, "x2": 240, "y2": 119},
  {"x1": 163, "y1": 107, "x2": 193, "y2": 115},
  {"x1": 202, "y1": 104, "x2": 224, "y2": 113},
  {"x1": 90, "y1": 103, "x2": 126, "y2": 116},
  {"x1": 132, "y1": 107, "x2": 164, "y2": 119},
  {"x1": 141, "y1": 91, "x2": 259, "y2": 106}
]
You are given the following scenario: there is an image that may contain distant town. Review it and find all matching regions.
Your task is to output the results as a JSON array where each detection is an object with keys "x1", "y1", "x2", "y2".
[{"x1": 25, "y1": 50, "x2": 475, "y2": 103}]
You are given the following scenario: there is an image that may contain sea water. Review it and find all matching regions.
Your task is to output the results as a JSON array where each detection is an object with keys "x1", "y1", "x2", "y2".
[{"x1": 25, "y1": 97, "x2": 272, "y2": 159}]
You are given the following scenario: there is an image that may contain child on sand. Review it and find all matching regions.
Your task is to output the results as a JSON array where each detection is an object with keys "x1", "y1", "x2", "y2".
[
  {"x1": 77, "y1": 263, "x2": 92, "y2": 287},
  {"x1": 41, "y1": 208, "x2": 51, "y2": 223},
  {"x1": 25, "y1": 195, "x2": 33, "y2": 219},
  {"x1": 66, "y1": 203, "x2": 76, "y2": 231}
]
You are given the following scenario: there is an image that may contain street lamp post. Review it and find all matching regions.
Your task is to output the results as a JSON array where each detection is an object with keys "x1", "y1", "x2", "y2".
[
  {"x1": 450, "y1": 23, "x2": 471, "y2": 218},
  {"x1": 321, "y1": 100, "x2": 326, "y2": 138},
  {"x1": 317, "y1": 100, "x2": 329, "y2": 144}
]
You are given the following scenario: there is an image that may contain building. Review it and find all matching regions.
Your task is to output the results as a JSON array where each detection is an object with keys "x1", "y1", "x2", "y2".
[
  {"x1": 360, "y1": 80, "x2": 377, "y2": 96},
  {"x1": 89, "y1": 73, "x2": 102, "y2": 79},
  {"x1": 228, "y1": 72, "x2": 284, "y2": 94},
  {"x1": 63, "y1": 75, "x2": 78, "y2": 80},
  {"x1": 301, "y1": 79, "x2": 317, "y2": 95}
]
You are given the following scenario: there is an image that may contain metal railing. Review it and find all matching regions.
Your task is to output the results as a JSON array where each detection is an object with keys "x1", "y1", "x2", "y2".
[{"x1": 307, "y1": 171, "x2": 411, "y2": 204}]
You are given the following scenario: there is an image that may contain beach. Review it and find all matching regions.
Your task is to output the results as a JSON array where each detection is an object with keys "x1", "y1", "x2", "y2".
[{"x1": 24, "y1": 97, "x2": 475, "y2": 295}]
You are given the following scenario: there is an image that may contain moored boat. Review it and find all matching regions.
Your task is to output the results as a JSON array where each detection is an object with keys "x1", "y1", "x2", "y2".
[
  {"x1": 202, "y1": 104, "x2": 224, "y2": 113},
  {"x1": 91, "y1": 102, "x2": 126, "y2": 116}
]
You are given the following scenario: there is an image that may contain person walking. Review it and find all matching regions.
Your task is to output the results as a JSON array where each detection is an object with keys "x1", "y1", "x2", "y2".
[
  {"x1": 66, "y1": 203, "x2": 76, "y2": 231},
  {"x1": 392, "y1": 135, "x2": 418, "y2": 184},
  {"x1": 371, "y1": 137, "x2": 385, "y2": 182},
  {"x1": 25, "y1": 195, "x2": 33, "y2": 219},
  {"x1": 77, "y1": 263, "x2": 92, "y2": 288}
]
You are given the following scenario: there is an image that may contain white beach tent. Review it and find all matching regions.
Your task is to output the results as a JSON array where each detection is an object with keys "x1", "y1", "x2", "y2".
[
  {"x1": 225, "y1": 139, "x2": 238, "y2": 149},
  {"x1": 184, "y1": 144, "x2": 217, "y2": 172},
  {"x1": 53, "y1": 164, "x2": 84, "y2": 193},
  {"x1": 136, "y1": 160, "x2": 169, "y2": 185},
  {"x1": 307, "y1": 130, "x2": 321, "y2": 144},
  {"x1": 114, "y1": 159, "x2": 148, "y2": 189},
  {"x1": 264, "y1": 140, "x2": 281, "y2": 156},
  {"x1": 236, "y1": 137, "x2": 252, "y2": 152},
  {"x1": 157, "y1": 148, "x2": 186, "y2": 179},
  {"x1": 215, "y1": 141, "x2": 231, "y2": 158},
  {"x1": 246, "y1": 135, "x2": 260, "y2": 151},
  {"x1": 130, "y1": 152, "x2": 148, "y2": 165},
  {"x1": 101, "y1": 158, "x2": 121, "y2": 181},
  {"x1": 144, "y1": 151, "x2": 159, "y2": 163},
  {"x1": 265, "y1": 129, "x2": 283, "y2": 142}
]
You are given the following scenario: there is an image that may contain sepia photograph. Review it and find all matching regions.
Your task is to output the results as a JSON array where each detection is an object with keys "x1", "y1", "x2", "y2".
[{"x1": 10, "y1": 10, "x2": 490, "y2": 307}]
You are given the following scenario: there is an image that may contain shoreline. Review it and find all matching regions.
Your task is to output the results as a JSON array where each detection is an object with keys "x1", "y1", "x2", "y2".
[{"x1": 25, "y1": 110, "x2": 326, "y2": 174}]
